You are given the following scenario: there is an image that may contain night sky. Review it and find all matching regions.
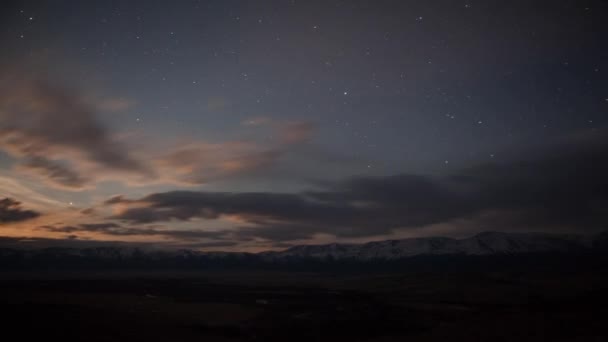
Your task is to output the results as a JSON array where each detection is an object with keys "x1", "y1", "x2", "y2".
[{"x1": 1, "y1": 0, "x2": 607, "y2": 251}]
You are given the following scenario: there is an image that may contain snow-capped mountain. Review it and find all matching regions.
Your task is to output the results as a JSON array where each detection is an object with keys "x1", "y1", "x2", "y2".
[
  {"x1": 261, "y1": 231, "x2": 599, "y2": 260},
  {"x1": 0, "y1": 231, "x2": 606, "y2": 270}
]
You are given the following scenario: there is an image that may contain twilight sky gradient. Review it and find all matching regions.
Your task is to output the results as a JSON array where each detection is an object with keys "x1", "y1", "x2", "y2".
[{"x1": 1, "y1": 0, "x2": 607, "y2": 251}]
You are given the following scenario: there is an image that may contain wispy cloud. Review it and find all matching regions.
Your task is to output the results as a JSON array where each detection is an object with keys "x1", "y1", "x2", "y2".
[
  {"x1": 154, "y1": 119, "x2": 317, "y2": 185},
  {"x1": 0, "y1": 175, "x2": 66, "y2": 210},
  {"x1": 0, "y1": 73, "x2": 152, "y2": 190}
]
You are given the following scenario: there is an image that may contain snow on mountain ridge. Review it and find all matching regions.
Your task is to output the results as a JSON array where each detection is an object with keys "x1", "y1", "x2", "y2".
[
  {"x1": 267, "y1": 231, "x2": 597, "y2": 260},
  {"x1": 0, "y1": 231, "x2": 603, "y2": 263}
]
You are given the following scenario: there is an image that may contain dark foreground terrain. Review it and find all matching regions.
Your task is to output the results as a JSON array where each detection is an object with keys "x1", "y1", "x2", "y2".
[{"x1": 1, "y1": 270, "x2": 607, "y2": 342}]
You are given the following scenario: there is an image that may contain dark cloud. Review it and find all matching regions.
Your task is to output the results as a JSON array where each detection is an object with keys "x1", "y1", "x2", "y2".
[
  {"x1": 0, "y1": 74, "x2": 151, "y2": 189},
  {"x1": 0, "y1": 235, "x2": 238, "y2": 250},
  {"x1": 39, "y1": 225, "x2": 80, "y2": 233},
  {"x1": 37, "y1": 223, "x2": 230, "y2": 241},
  {"x1": 104, "y1": 195, "x2": 129, "y2": 205},
  {"x1": 108, "y1": 132, "x2": 608, "y2": 242},
  {"x1": 79, "y1": 223, "x2": 122, "y2": 231},
  {"x1": 0, "y1": 198, "x2": 40, "y2": 223},
  {"x1": 18, "y1": 156, "x2": 89, "y2": 189},
  {"x1": 181, "y1": 241, "x2": 239, "y2": 248},
  {"x1": 80, "y1": 207, "x2": 96, "y2": 215},
  {"x1": 233, "y1": 224, "x2": 320, "y2": 242},
  {"x1": 0, "y1": 236, "x2": 150, "y2": 249}
]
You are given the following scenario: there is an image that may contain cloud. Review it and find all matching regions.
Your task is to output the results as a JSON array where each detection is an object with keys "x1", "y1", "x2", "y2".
[
  {"x1": 37, "y1": 222, "x2": 230, "y2": 241},
  {"x1": 278, "y1": 121, "x2": 317, "y2": 144},
  {"x1": 242, "y1": 117, "x2": 316, "y2": 144},
  {"x1": 0, "y1": 198, "x2": 40, "y2": 224},
  {"x1": 0, "y1": 175, "x2": 66, "y2": 210},
  {"x1": 104, "y1": 195, "x2": 129, "y2": 205},
  {"x1": 232, "y1": 224, "x2": 322, "y2": 242},
  {"x1": 156, "y1": 120, "x2": 317, "y2": 185},
  {"x1": 182, "y1": 241, "x2": 239, "y2": 248},
  {"x1": 0, "y1": 73, "x2": 152, "y2": 189},
  {"x1": 17, "y1": 156, "x2": 90, "y2": 189},
  {"x1": 108, "y1": 131, "x2": 608, "y2": 242},
  {"x1": 0, "y1": 235, "x2": 239, "y2": 250},
  {"x1": 0, "y1": 236, "x2": 151, "y2": 249},
  {"x1": 0, "y1": 71, "x2": 323, "y2": 190},
  {"x1": 157, "y1": 142, "x2": 282, "y2": 185}
]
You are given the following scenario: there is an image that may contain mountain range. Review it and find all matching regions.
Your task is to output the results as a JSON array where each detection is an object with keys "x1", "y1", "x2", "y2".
[
  {"x1": 262, "y1": 231, "x2": 608, "y2": 260},
  {"x1": 1, "y1": 231, "x2": 607, "y2": 271}
]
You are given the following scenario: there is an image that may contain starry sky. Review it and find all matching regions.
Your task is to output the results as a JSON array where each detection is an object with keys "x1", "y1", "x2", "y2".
[{"x1": 1, "y1": 0, "x2": 607, "y2": 251}]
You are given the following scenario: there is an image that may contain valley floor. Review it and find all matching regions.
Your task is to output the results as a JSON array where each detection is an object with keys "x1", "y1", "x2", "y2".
[{"x1": 1, "y1": 270, "x2": 607, "y2": 341}]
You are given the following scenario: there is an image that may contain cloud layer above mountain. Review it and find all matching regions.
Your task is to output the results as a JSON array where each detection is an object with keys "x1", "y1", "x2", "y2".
[{"x1": 105, "y1": 132, "x2": 608, "y2": 244}]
